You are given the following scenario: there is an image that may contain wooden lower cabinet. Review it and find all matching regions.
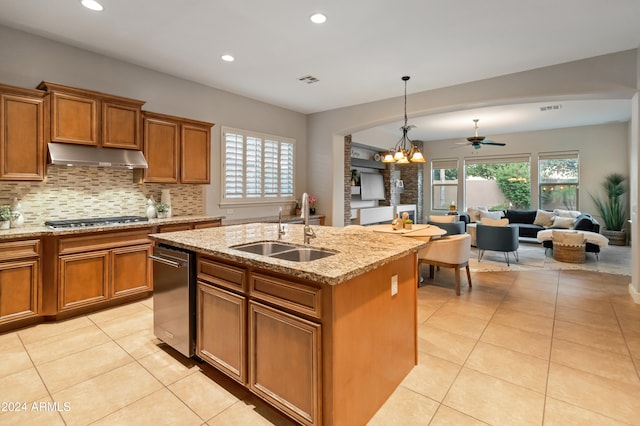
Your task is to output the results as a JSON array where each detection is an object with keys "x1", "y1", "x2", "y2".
[
  {"x1": 196, "y1": 282, "x2": 246, "y2": 383},
  {"x1": 58, "y1": 250, "x2": 109, "y2": 311},
  {"x1": 249, "y1": 301, "x2": 321, "y2": 426},
  {"x1": 111, "y1": 244, "x2": 152, "y2": 298},
  {"x1": 0, "y1": 239, "x2": 40, "y2": 326}
]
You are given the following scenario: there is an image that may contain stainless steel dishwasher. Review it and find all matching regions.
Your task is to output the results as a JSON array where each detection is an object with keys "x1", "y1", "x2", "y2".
[{"x1": 150, "y1": 245, "x2": 196, "y2": 357}]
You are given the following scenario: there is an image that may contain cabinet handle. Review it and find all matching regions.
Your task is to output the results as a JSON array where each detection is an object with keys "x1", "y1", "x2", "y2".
[{"x1": 149, "y1": 255, "x2": 185, "y2": 268}]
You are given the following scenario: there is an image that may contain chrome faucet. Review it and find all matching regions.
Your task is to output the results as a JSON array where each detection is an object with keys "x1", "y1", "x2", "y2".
[
  {"x1": 301, "y1": 192, "x2": 316, "y2": 245},
  {"x1": 278, "y1": 207, "x2": 286, "y2": 240}
]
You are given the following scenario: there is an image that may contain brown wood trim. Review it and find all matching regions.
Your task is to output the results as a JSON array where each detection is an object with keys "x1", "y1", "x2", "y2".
[
  {"x1": 57, "y1": 229, "x2": 152, "y2": 255},
  {"x1": 0, "y1": 239, "x2": 40, "y2": 261},
  {"x1": 197, "y1": 256, "x2": 246, "y2": 292},
  {"x1": 250, "y1": 272, "x2": 321, "y2": 319}
]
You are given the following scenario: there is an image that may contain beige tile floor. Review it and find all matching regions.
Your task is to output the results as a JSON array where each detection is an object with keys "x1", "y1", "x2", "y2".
[{"x1": 1, "y1": 268, "x2": 639, "y2": 425}]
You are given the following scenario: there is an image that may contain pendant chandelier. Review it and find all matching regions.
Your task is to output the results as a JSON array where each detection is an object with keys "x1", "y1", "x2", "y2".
[{"x1": 382, "y1": 76, "x2": 425, "y2": 164}]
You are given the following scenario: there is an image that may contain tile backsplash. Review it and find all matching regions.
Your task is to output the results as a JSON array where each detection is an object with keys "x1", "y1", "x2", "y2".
[{"x1": 0, "y1": 165, "x2": 204, "y2": 226}]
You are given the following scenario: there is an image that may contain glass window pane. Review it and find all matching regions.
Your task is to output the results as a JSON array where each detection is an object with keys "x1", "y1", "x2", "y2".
[
  {"x1": 465, "y1": 160, "x2": 531, "y2": 210},
  {"x1": 539, "y1": 154, "x2": 579, "y2": 210}
]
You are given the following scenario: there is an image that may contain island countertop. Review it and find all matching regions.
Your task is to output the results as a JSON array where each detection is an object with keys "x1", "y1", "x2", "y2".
[{"x1": 149, "y1": 223, "x2": 427, "y2": 285}]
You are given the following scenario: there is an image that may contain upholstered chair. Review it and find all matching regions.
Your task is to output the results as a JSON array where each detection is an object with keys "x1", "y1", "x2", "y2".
[
  {"x1": 476, "y1": 223, "x2": 519, "y2": 266},
  {"x1": 427, "y1": 220, "x2": 465, "y2": 236},
  {"x1": 417, "y1": 234, "x2": 472, "y2": 296}
]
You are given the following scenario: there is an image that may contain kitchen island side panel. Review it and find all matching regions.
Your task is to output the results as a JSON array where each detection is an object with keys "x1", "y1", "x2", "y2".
[{"x1": 325, "y1": 252, "x2": 417, "y2": 425}]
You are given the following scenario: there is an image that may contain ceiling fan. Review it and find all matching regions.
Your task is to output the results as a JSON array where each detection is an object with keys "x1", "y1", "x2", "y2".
[{"x1": 462, "y1": 119, "x2": 506, "y2": 149}]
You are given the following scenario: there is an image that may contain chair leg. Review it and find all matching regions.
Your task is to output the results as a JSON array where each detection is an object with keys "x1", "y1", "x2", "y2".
[
  {"x1": 465, "y1": 265, "x2": 472, "y2": 289},
  {"x1": 454, "y1": 267, "x2": 461, "y2": 296},
  {"x1": 429, "y1": 265, "x2": 435, "y2": 279},
  {"x1": 514, "y1": 250, "x2": 519, "y2": 262},
  {"x1": 478, "y1": 249, "x2": 485, "y2": 262},
  {"x1": 504, "y1": 251, "x2": 510, "y2": 266}
]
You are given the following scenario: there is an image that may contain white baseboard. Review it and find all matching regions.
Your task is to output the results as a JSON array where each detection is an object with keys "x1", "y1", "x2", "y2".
[{"x1": 629, "y1": 283, "x2": 640, "y2": 304}]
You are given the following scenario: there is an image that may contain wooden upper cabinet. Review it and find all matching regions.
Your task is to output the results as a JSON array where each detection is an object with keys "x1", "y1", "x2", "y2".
[
  {"x1": 0, "y1": 84, "x2": 46, "y2": 181},
  {"x1": 143, "y1": 111, "x2": 213, "y2": 184},
  {"x1": 37, "y1": 81, "x2": 144, "y2": 149}
]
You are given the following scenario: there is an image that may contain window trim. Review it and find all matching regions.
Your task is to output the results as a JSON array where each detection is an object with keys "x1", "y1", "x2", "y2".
[
  {"x1": 431, "y1": 158, "x2": 459, "y2": 211},
  {"x1": 220, "y1": 126, "x2": 295, "y2": 207}
]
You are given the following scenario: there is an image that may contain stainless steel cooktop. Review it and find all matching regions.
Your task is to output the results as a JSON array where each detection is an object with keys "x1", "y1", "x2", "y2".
[{"x1": 44, "y1": 216, "x2": 149, "y2": 229}]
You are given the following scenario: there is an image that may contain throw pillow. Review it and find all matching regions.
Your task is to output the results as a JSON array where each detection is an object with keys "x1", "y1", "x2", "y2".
[
  {"x1": 466, "y1": 206, "x2": 487, "y2": 222},
  {"x1": 552, "y1": 216, "x2": 575, "y2": 229},
  {"x1": 553, "y1": 209, "x2": 581, "y2": 218},
  {"x1": 533, "y1": 209, "x2": 555, "y2": 227},
  {"x1": 481, "y1": 218, "x2": 509, "y2": 226},
  {"x1": 479, "y1": 210, "x2": 503, "y2": 220},
  {"x1": 429, "y1": 215, "x2": 456, "y2": 223}
]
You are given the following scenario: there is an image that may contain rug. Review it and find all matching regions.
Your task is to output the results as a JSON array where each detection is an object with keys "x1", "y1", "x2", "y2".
[{"x1": 469, "y1": 240, "x2": 631, "y2": 276}]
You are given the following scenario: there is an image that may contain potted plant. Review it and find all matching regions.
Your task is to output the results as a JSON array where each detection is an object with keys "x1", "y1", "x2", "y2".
[
  {"x1": 590, "y1": 173, "x2": 627, "y2": 245},
  {"x1": 155, "y1": 202, "x2": 170, "y2": 219},
  {"x1": 0, "y1": 205, "x2": 11, "y2": 230}
]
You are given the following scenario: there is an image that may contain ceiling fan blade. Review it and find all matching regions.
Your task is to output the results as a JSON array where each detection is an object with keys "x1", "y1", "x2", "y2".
[{"x1": 481, "y1": 140, "x2": 506, "y2": 146}]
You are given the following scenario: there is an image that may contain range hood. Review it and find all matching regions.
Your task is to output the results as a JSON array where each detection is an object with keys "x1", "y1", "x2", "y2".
[{"x1": 48, "y1": 142, "x2": 148, "y2": 169}]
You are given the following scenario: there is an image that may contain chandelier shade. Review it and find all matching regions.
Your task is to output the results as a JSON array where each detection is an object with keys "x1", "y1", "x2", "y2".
[{"x1": 382, "y1": 76, "x2": 425, "y2": 164}]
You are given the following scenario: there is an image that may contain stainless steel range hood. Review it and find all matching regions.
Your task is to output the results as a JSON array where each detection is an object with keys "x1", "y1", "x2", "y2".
[{"x1": 48, "y1": 142, "x2": 148, "y2": 169}]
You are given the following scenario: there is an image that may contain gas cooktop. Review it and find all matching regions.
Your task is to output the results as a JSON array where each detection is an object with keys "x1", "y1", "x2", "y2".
[{"x1": 44, "y1": 216, "x2": 149, "y2": 229}]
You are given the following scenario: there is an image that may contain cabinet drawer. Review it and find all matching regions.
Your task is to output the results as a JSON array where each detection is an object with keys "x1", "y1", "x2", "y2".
[
  {"x1": 0, "y1": 239, "x2": 40, "y2": 262},
  {"x1": 58, "y1": 229, "x2": 152, "y2": 255},
  {"x1": 198, "y1": 257, "x2": 246, "y2": 292},
  {"x1": 250, "y1": 273, "x2": 321, "y2": 319}
]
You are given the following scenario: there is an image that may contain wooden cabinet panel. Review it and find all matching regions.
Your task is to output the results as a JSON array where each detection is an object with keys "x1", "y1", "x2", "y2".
[
  {"x1": 198, "y1": 257, "x2": 245, "y2": 292},
  {"x1": 143, "y1": 116, "x2": 179, "y2": 183},
  {"x1": 58, "y1": 251, "x2": 109, "y2": 311},
  {"x1": 249, "y1": 301, "x2": 321, "y2": 426},
  {"x1": 197, "y1": 282, "x2": 246, "y2": 383},
  {"x1": 193, "y1": 220, "x2": 221, "y2": 229},
  {"x1": 0, "y1": 259, "x2": 39, "y2": 324},
  {"x1": 250, "y1": 272, "x2": 321, "y2": 319},
  {"x1": 157, "y1": 223, "x2": 192, "y2": 233},
  {"x1": 102, "y1": 101, "x2": 141, "y2": 149},
  {"x1": 50, "y1": 91, "x2": 98, "y2": 146},
  {"x1": 181, "y1": 123, "x2": 210, "y2": 183},
  {"x1": 111, "y1": 244, "x2": 152, "y2": 298},
  {"x1": 0, "y1": 87, "x2": 45, "y2": 181}
]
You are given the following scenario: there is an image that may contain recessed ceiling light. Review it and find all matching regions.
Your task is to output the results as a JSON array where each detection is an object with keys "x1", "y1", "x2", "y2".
[
  {"x1": 81, "y1": 0, "x2": 103, "y2": 11},
  {"x1": 310, "y1": 13, "x2": 327, "y2": 24},
  {"x1": 221, "y1": 54, "x2": 235, "y2": 62}
]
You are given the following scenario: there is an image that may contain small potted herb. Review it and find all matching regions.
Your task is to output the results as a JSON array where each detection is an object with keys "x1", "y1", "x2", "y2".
[
  {"x1": 0, "y1": 205, "x2": 11, "y2": 230},
  {"x1": 155, "y1": 202, "x2": 170, "y2": 219},
  {"x1": 405, "y1": 219, "x2": 413, "y2": 230}
]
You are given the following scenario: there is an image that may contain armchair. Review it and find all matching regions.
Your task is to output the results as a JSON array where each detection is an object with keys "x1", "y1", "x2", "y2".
[
  {"x1": 476, "y1": 223, "x2": 519, "y2": 266},
  {"x1": 427, "y1": 220, "x2": 465, "y2": 236},
  {"x1": 418, "y1": 234, "x2": 472, "y2": 296}
]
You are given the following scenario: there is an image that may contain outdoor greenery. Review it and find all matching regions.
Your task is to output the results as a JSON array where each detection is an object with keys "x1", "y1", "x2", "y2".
[
  {"x1": 466, "y1": 163, "x2": 530, "y2": 209},
  {"x1": 590, "y1": 173, "x2": 627, "y2": 231}
]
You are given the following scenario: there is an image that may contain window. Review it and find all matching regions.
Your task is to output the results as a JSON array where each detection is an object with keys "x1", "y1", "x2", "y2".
[
  {"x1": 539, "y1": 152, "x2": 579, "y2": 210},
  {"x1": 464, "y1": 155, "x2": 531, "y2": 210},
  {"x1": 222, "y1": 127, "x2": 294, "y2": 204},
  {"x1": 431, "y1": 159, "x2": 458, "y2": 210}
]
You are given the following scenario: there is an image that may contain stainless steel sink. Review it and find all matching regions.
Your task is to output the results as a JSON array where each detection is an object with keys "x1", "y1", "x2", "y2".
[
  {"x1": 231, "y1": 242, "x2": 337, "y2": 262},
  {"x1": 270, "y1": 247, "x2": 336, "y2": 262},
  {"x1": 232, "y1": 242, "x2": 296, "y2": 256}
]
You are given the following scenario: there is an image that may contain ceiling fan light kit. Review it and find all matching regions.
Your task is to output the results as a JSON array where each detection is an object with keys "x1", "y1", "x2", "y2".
[
  {"x1": 382, "y1": 76, "x2": 426, "y2": 164},
  {"x1": 463, "y1": 119, "x2": 506, "y2": 149}
]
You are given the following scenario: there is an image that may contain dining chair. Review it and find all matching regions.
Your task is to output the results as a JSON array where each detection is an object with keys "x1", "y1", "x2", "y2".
[{"x1": 417, "y1": 233, "x2": 472, "y2": 296}]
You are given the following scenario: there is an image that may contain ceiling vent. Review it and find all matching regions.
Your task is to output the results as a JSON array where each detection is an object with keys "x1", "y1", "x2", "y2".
[
  {"x1": 539, "y1": 104, "x2": 563, "y2": 112},
  {"x1": 298, "y1": 75, "x2": 320, "y2": 84}
]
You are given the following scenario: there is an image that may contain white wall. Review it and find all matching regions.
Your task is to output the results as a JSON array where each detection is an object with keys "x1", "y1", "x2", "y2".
[
  {"x1": 0, "y1": 25, "x2": 307, "y2": 222},
  {"x1": 423, "y1": 122, "x2": 629, "y2": 219}
]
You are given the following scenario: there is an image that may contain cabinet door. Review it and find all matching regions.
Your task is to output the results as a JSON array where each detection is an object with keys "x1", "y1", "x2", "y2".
[
  {"x1": 0, "y1": 93, "x2": 45, "y2": 181},
  {"x1": 197, "y1": 282, "x2": 246, "y2": 383},
  {"x1": 102, "y1": 101, "x2": 142, "y2": 150},
  {"x1": 111, "y1": 244, "x2": 152, "y2": 298},
  {"x1": 249, "y1": 301, "x2": 321, "y2": 426},
  {"x1": 50, "y1": 92, "x2": 98, "y2": 146},
  {"x1": 181, "y1": 123, "x2": 210, "y2": 184},
  {"x1": 59, "y1": 251, "x2": 109, "y2": 311},
  {"x1": 0, "y1": 259, "x2": 39, "y2": 324},
  {"x1": 143, "y1": 116, "x2": 179, "y2": 183}
]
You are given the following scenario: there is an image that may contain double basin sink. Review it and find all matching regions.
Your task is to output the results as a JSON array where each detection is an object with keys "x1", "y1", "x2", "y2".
[{"x1": 231, "y1": 241, "x2": 336, "y2": 262}]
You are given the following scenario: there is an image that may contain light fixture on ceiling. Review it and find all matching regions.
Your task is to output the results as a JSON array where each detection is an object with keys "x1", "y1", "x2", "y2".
[
  {"x1": 382, "y1": 76, "x2": 425, "y2": 164},
  {"x1": 81, "y1": 0, "x2": 103, "y2": 11},
  {"x1": 310, "y1": 13, "x2": 327, "y2": 24},
  {"x1": 221, "y1": 54, "x2": 235, "y2": 62}
]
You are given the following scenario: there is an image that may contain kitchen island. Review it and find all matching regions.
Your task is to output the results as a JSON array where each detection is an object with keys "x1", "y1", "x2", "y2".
[{"x1": 149, "y1": 223, "x2": 427, "y2": 426}]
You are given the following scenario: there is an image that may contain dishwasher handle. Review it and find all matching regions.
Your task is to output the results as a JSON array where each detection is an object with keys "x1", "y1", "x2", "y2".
[{"x1": 149, "y1": 254, "x2": 185, "y2": 268}]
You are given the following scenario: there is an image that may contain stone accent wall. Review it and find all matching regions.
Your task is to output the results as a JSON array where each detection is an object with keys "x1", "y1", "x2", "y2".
[
  {"x1": 0, "y1": 166, "x2": 204, "y2": 226},
  {"x1": 344, "y1": 135, "x2": 352, "y2": 226},
  {"x1": 400, "y1": 140, "x2": 424, "y2": 222}
]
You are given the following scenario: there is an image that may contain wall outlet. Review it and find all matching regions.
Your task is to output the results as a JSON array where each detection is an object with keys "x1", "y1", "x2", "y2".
[
  {"x1": 391, "y1": 274, "x2": 398, "y2": 296},
  {"x1": 226, "y1": 209, "x2": 234, "y2": 214}
]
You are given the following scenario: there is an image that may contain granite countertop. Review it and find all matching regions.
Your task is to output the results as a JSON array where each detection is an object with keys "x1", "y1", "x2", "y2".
[
  {"x1": 149, "y1": 223, "x2": 427, "y2": 285},
  {"x1": 0, "y1": 215, "x2": 224, "y2": 240}
]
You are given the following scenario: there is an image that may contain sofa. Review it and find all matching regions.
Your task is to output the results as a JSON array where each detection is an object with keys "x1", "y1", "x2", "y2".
[{"x1": 460, "y1": 209, "x2": 600, "y2": 239}]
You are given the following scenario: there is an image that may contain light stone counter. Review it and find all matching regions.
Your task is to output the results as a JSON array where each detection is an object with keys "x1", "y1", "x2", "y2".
[
  {"x1": 149, "y1": 222, "x2": 427, "y2": 285},
  {"x1": 0, "y1": 215, "x2": 224, "y2": 240}
]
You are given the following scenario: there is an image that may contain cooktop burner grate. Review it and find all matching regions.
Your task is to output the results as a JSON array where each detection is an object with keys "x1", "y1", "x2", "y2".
[{"x1": 44, "y1": 216, "x2": 149, "y2": 229}]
